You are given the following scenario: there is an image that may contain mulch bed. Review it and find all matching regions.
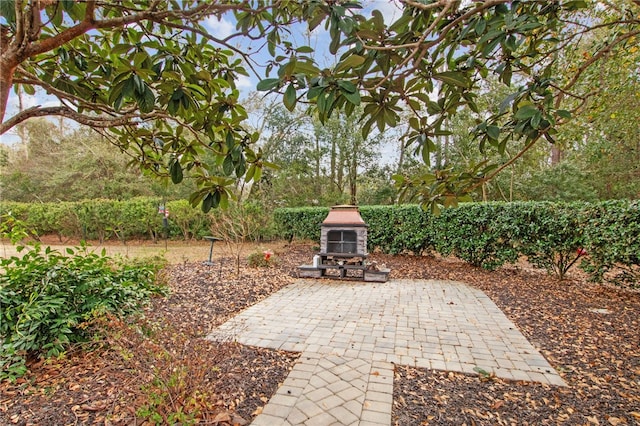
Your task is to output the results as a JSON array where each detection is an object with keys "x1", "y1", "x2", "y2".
[
  {"x1": 382, "y1": 254, "x2": 640, "y2": 426},
  {"x1": 1, "y1": 243, "x2": 639, "y2": 425}
]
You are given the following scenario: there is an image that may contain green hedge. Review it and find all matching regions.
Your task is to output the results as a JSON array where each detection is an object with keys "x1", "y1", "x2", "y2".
[
  {"x1": 272, "y1": 205, "x2": 434, "y2": 254},
  {"x1": 0, "y1": 198, "x2": 272, "y2": 243},
  {"x1": 2, "y1": 199, "x2": 638, "y2": 285},
  {"x1": 273, "y1": 207, "x2": 329, "y2": 242},
  {"x1": 580, "y1": 200, "x2": 640, "y2": 284},
  {"x1": 274, "y1": 201, "x2": 640, "y2": 285}
]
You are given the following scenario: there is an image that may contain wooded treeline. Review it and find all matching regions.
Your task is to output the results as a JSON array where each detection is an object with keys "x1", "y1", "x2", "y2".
[{"x1": 2, "y1": 70, "x2": 638, "y2": 207}]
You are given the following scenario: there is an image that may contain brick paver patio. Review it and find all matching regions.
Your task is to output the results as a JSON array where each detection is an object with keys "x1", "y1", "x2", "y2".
[{"x1": 207, "y1": 279, "x2": 565, "y2": 425}]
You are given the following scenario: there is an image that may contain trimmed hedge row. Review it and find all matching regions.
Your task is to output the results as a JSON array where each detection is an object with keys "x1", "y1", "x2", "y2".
[
  {"x1": 0, "y1": 198, "x2": 276, "y2": 243},
  {"x1": 2, "y1": 199, "x2": 637, "y2": 284},
  {"x1": 274, "y1": 201, "x2": 640, "y2": 285}
]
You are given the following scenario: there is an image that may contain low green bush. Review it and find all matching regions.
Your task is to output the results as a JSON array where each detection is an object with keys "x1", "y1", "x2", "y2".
[
  {"x1": 2, "y1": 199, "x2": 637, "y2": 285},
  {"x1": 361, "y1": 205, "x2": 433, "y2": 254},
  {"x1": 432, "y1": 203, "x2": 520, "y2": 270},
  {"x1": 273, "y1": 206, "x2": 328, "y2": 242},
  {"x1": 247, "y1": 249, "x2": 277, "y2": 267},
  {"x1": 0, "y1": 214, "x2": 167, "y2": 381},
  {"x1": 512, "y1": 202, "x2": 584, "y2": 279},
  {"x1": 167, "y1": 199, "x2": 209, "y2": 240},
  {"x1": 580, "y1": 200, "x2": 640, "y2": 285}
]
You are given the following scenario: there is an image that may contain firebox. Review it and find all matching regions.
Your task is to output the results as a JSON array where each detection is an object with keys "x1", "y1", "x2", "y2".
[
  {"x1": 326, "y1": 230, "x2": 357, "y2": 254},
  {"x1": 298, "y1": 205, "x2": 389, "y2": 281},
  {"x1": 320, "y1": 205, "x2": 367, "y2": 257}
]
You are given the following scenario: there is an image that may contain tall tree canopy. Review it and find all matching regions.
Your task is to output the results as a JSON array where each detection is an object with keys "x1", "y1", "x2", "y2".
[
  {"x1": 1, "y1": 0, "x2": 638, "y2": 210},
  {"x1": 0, "y1": 0, "x2": 316, "y2": 210}
]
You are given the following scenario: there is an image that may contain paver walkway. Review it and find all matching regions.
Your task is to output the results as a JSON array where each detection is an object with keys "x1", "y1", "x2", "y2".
[{"x1": 207, "y1": 279, "x2": 565, "y2": 425}]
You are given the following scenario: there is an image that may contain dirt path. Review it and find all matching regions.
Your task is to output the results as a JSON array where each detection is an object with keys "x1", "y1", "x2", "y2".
[{"x1": 0, "y1": 238, "x2": 290, "y2": 265}]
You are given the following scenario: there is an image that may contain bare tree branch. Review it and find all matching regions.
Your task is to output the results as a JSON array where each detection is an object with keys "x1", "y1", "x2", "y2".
[
  {"x1": 0, "y1": 105, "x2": 157, "y2": 134},
  {"x1": 401, "y1": 0, "x2": 454, "y2": 11},
  {"x1": 469, "y1": 134, "x2": 542, "y2": 193},
  {"x1": 13, "y1": 71, "x2": 118, "y2": 116},
  {"x1": 557, "y1": 28, "x2": 640, "y2": 108}
]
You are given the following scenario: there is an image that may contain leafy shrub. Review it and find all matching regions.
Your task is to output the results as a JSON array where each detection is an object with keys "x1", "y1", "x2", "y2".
[
  {"x1": 0, "y1": 198, "x2": 279, "y2": 242},
  {"x1": 0, "y1": 202, "x2": 30, "y2": 223},
  {"x1": 242, "y1": 200, "x2": 279, "y2": 241},
  {"x1": 46, "y1": 202, "x2": 82, "y2": 241},
  {"x1": 119, "y1": 198, "x2": 164, "y2": 241},
  {"x1": 514, "y1": 202, "x2": 586, "y2": 279},
  {"x1": 273, "y1": 206, "x2": 328, "y2": 241},
  {"x1": 247, "y1": 249, "x2": 277, "y2": 268},
  {"x1": 362, "y1": 205, "x2": 433, "y2": 254},
  {"x1": 432, "y1": 203, "x2": 519, "y2": 270},
  {"x1": 0, "y1": 216, "x2": 167, "y2": 381},
  {"x1": 76, "y1": 199, "x2": 118, "y2": 242},
  {"x1": 580, "y1": 200, "x2": 640, "y2": 286},
  {"x1": 360, "y1": 205, "x2": 397, "y2": 253},
  {"x1": 167, "y1": 199, "x2": 210, "y2": 240}
]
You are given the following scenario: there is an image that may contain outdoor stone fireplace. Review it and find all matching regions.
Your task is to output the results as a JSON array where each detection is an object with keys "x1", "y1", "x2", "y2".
[
  {"x1": 320, "y1": 205, "x2": 367, "y2": 257},
  {"x1": 298, "y1": 205, "x2": 389, "y2": 281}
]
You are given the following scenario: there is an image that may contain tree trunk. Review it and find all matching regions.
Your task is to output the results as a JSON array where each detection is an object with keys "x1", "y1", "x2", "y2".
[
  {"x1": 336, "y1": 155, "x2": 344, "y2": 194},
  {"x1": 16, "y1": 86, "x2": 27, "y2": 156},
  {"x1": 349, "y1": 157, "x2": 357, "y2": 205},
  {"x1": 443, "y1": 133, "x2": 449, "y2": 166},
  {"x1": 350, "y1": 179, "x2": 357, "y2": 205},
  {"x1": 435, "y1": 138, "x2": 442, "y2": 169},
  {"x1": 330, "y1": 135, "x2": 337, "y2": 185},
  {"x1": 397, "y1": 138, "x2": 406, "y2": 173},
  {"x1": 509, "y1": 166, "x2": 514, "y2": 202},
  {"x1": 314, "y1": 135, "x2": 321, "y2": 195},
  {"x1": 0, "y1": 60, "x2": 17, "y2": 125},
  {"x1": 550, "y1": 145, "x2": 563, "y2": 165}
]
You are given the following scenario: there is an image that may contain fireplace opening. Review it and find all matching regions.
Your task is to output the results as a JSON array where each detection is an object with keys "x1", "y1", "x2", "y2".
[
  {"x1": 327, "y1": 230, "x2": 357, "y2": 254},
  {"x1": 297, "y1": 205, "x2": 390, "y2": 282}
]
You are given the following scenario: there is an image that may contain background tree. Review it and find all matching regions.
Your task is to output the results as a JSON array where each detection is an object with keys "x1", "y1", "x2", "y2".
[
  {"x1": 248, "y1": 102, "x2": 393, "y2": 207},
  {"x1": 0, "y1": 120, "x2": 197, "y2": 202},
  {"x1": 0, "y1": 1, "x2": 327, "y2": 210},
  {"x1": 244, "y1": 97, "x2": 326, "y2": 207},
  {"x1": 312, "y1": 106, "x2": 385, "y2": 204},
  {"x1": 258, "y1": 0, "x2": 640, "y2": 209},
  {"x1": 552, "y1": 17, "x2": 640, "y2": 200}
]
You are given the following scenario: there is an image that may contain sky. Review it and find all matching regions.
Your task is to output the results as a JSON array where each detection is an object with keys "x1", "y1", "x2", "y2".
[
  {"x1": 201, "y1": 0, "x2": 402, "y2": 87},
  {"x1": 0, "y1": 1, "x2": 403, "y2": 146}
]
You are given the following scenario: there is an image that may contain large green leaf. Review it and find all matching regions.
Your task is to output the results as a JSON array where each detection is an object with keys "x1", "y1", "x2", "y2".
[
  {"x1": 433, "y1": 72, "x2": 470, "y2": 88},
  {"x1": 283, "y1": 84, "x2": 297, "y2": 111},
  {"x1": 342, "y1": 90, "x2": 360, "y2": 105},
  {"x1": 256, "y1": 78, "x2": 280, "y2": 91},
  {"x1": 515, "y1": 104, "x2": 539, "y2": 120},
  {"x1": 169, "y1": 160, "x2": 183, "y2": 184},
  {"x1": 335, "y1": 55, "x2": 365, "y2": 72},
  {"x1": 137, "y1": 86, "x2": 155, "y2": 113},
  {"x1": 222, "y1": 155, "x2": 235, "y2": 176},
  {"x1": 486, "y1": 125, "x2": 500, "y2": 141}
]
